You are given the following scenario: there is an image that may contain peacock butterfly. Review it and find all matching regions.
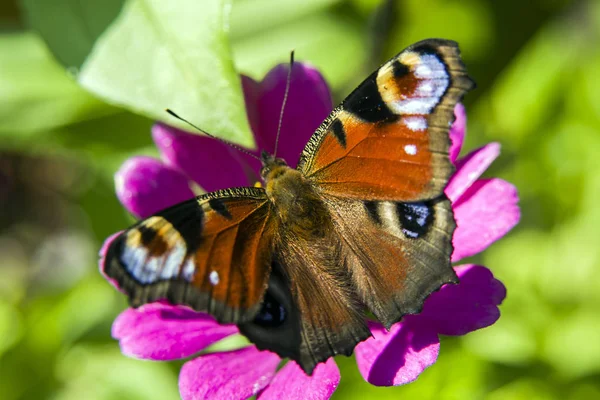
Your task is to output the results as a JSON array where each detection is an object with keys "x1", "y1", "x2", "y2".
[{"x1": 103, "y1": 39, "x2": 475, "y2": 374}]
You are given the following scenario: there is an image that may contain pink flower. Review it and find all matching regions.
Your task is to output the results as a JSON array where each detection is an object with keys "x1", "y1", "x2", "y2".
[{"x1": 100, "y1": 64, "x2": 520, "y2": 399}]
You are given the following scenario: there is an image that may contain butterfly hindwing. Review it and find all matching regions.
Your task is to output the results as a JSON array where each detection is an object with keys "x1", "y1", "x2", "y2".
[
  {"x1": 323, "y1": 194, "x2": 456, "y2": 328},
  {"x1": 103, "y1": 187, "x2": 274, "y2": 323},
  {"x1": 239, "y1": 197, "x2": 455, "y2": 374},
  {"x1": 298, "y1": 39, "x2": 474, "y2": 202},
  {"x1": 240, "y1": 226, "x2": 371, "y2": 374}
]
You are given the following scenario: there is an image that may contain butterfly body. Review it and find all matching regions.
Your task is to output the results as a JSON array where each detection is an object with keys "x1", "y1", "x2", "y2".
[
  {"x1": 261, "y1": 156, "x2": 328, "y2": 237},
  {"x1": 103, "y1": 39, "x2": 475, "y2": 374}
]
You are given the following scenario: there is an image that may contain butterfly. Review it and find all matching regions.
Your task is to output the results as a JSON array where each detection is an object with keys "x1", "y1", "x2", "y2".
[{"x1": 103, "y1": 39, "x2": 475, "y2": 375}]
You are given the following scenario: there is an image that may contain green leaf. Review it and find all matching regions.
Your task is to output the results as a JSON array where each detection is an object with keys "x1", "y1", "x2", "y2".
[
  {"x1": 388, "y1": 0, "x2": 494, "y2": 59},
  {"x1": 0, "y1": 110, "x2": 156, "y2": 182},
  {"x1": 334, "y1": 344, "x2": 487, "y2": 400},
  {"x1": 0, "y1": 32, "x2": 116, "y2": 135},
  {"x1": 76, "y1": 0, "x2": 254, "y2": 147},
  {"x1": 25, "y1": 278, "x2": 118, "y2": 352},
  {"x1": 230, "y1": 0, "x2": 340, "y2": 40},
  {"x1": 0, "y1": 301, "x2": 23, "y2": 357},
  {"x1": 543, "y1": 309, "x2": 600, "y2": 379},
  {"x1": 232, "y1": 12, "x2": 366, "y2": 90},
  {"x1": 486, "y1": 379, "x2": 557, "y2": 400},
  {"x1": 55, "y1": 345, "x2": 179, "y2": 400},
  {"x1": 474, "y1": 16, "x2": 585, "y2": 147},
  {"x1": 21, "y1": 0, "x2": 125, "y2": 68}
]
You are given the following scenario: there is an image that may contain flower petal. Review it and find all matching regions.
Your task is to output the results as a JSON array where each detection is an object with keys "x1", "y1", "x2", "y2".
[
  {"x1": 258, "y1": 359, "x2": 340, "y2": 400},
  {"x1": 242, "y1": 75, "x2": 261, "y2": 139},
  {"x1": 238, "y1": 75, "x2": 265, "y2": 177},
  {"x1": 112, "y1": 301, "x2": 237, "y2": 361},
  {"x1": 449, "y1": 103, "x2": 466, "y2": 163},
  {"x1": 445, "y1": 142, "x2": 501, "y2": 202},
  {"x1": 413, "y1": 265, "x2": 506, "y2": 336},
  {"x1": 98, "y1": 232, "x2": 124, "y2": 293},
  {"x1": 257, "y1": 62, "x2": 333, "y2": 167},
  {"x1": 452, "y1": 178, "x2": 520, "y2": 261},
  {"x1": 355, "y1": 321, "x2": 439, "y2": 387},
  {"x1": 115, "y1": 156, "x2": 195, "y2": 219},
  {"x1": 152, "y1": 123, "x2": 254, "y2": 192},
  {"x1": 179, "y1": 347, "x2": 280, "y2": 400}
]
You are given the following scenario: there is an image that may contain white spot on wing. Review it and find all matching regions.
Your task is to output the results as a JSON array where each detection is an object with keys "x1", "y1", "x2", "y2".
[
  {"x1": 182, "y1": 258, "x2": 196, "y2": 281},
  {"x1": 417, "y1": 55, "x2": 448, "y2": 79},
  {"x1": 393, "y1": 97, "x2": 439, "y2": 114},
  {"x1": 417, "y1": 82, "x2": 433, "y2": 96},
  {"x1": 140, "y1": 257, "x2": 162, "y2": 283},
  {"x1": 159, "y1": 241, "x2": 186, "y2": 279},
  {"x1": 404, "y1": 144, "x2": 417, "y2": 155},
  {"x1": 415, "y1": 64, "x2": 432, "y2": 77},
  {"x1": 122, "y1": 241, "x2": 187, "y2": 284},
  {"x1": 122, "y1": 246, "x2": 148, "y2": 282},
  {"x1": 403, "y1": 116, "x2": 427, "y2": 131},
  {"x1": 404, "y1": 230, "x2": 419, "y2": 238},
  {"x1": 209, "y1": 270, "x2": 220, "y2": 286}
]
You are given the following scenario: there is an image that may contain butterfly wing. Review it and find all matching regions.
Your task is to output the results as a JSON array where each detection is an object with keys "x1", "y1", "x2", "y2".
[
  {"x1": 103, "y1": 187, "x2": 274, "y2": 323},
  {"x1": 298, "y1": 39, "x2": 474, "y2": 201},
  {"x1": 294, "y1": 39, "x2": 472, "y2": 330},
  {"x1": 240, "y1": 224, "x2": 371, "y2": 375},
  {"x1": 238, "y1": 197, "x2": 455, "y2": 375},
  {"x1": 324, "y1": 194, "x2": 456, "y2": 328}
]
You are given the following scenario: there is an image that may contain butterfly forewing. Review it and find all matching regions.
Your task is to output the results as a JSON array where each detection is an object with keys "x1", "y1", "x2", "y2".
[
  {"x1": 298, "y1": 39, "x2": 474, "y2": 202},
  {"x1": 103, "y1": 187, "x2": 274, "y2": 324}
]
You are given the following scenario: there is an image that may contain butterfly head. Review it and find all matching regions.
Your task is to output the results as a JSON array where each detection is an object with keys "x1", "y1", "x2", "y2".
[{"x1": 260, "y1": 150, "x2": 289, "y2": 182}]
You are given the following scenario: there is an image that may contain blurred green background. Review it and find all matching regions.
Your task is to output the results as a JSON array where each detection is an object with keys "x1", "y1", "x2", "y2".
[{"x1": 1, "y1": 0, "x2": 599, "y2": 399}]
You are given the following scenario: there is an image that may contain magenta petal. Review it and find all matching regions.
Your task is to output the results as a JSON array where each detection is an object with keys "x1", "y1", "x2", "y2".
[
  {"x1": 355, "y1": 321, "x2": 439, "y2": 387},
  {"x1": 115, "y1": 156, "x2": 195, "y2": 219},
  {"x1": 239, "y1": 75, "x2": 266, "y2": 177},
  {"x1": 242, "y1": 75, "x2": 261, "y2": 140},
  {"x1": 445, "y1": 142, "x2": 501, "y2": 203},
  {"x1": 179, "y1": 347, "x2": 280, "y2": 400},
  {"x1": 257, "y1": 62, "x2": 333, "y2": 167},
  {"x1": 415, "y1": 265, "x2": 506, "y2": 336},
  {"x1": 152, "y1": 123, "x2": 254, "y2": 192},
  {"x1": 258, "y1": 359, "x2": 340, "y2": 400},
  {"x1": 449, "y1": 103, "x2": 466, "y2": 163},
  {"x1": 112, "y1": 302, "x2": 238, "y2": 361},
  {"x1": 98, "y1": 232, "x2": 124, "y2": 293},
  {"x1": 452, "y1": 178, "x2": 520, "y2": 261}
]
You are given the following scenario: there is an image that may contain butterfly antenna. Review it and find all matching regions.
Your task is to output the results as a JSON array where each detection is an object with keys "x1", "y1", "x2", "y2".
[
  {"x1": 166, "y1": 109, "x2": 261, "y2": 161},
  {"x1": 273, "y1": 50, "x2": 295, "y2": 157}
]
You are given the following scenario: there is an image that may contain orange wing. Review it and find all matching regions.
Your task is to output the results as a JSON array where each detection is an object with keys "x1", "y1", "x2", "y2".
[
  {"x1": 297, "y1": 39, "x2": 474, "y2": 201},
  {"x1": 103, "y1": 187, "x2": 274, "y2": 323}
]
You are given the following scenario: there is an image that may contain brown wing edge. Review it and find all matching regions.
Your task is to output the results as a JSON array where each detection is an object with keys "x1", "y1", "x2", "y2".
[
  {"x1": 415, "y1": 39, "x2": 476, "y2": 193},
  {"x1": 102, "y1": 187, "x2": 274, "y2": 324}
]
